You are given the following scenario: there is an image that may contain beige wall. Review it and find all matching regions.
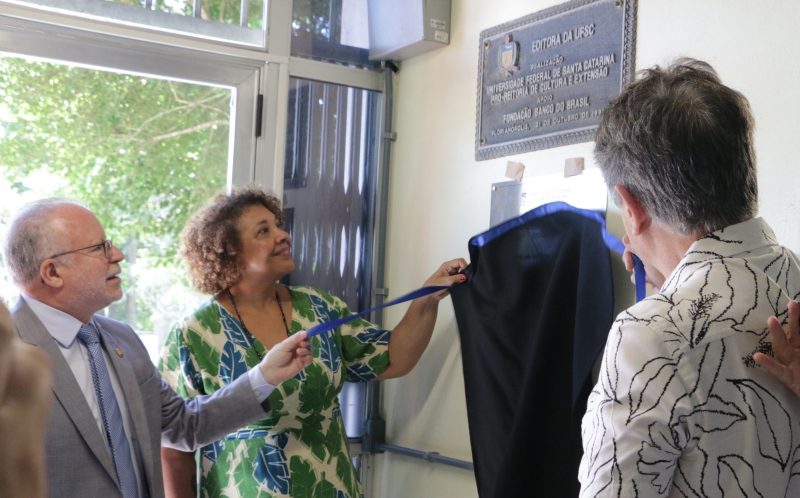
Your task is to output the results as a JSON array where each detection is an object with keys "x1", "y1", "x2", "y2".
[{"x1": 367, "y1": 1, "x2": 800, "y2": 497}]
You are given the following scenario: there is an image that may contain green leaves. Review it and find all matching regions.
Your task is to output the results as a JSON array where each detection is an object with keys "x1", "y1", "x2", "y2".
[
  {"x1": 289, "y1": 457, "x2": 339, "y2": 498},
  {"x1": 368, "y1": 352, "x2": 389, "y2": 374},
  {"x1": 341, "y1": 335, "x2": 376, "y2": 363},
  {"x1": 186, "y1": 327, "x2": 221, "y2": 378},
  {"x1": 158, "y1": 288, "x2": 376, "y2": 497},
  {"x1": 0, "y1": 57, "x2": 229, "y2": 330},
  {"x1": 298, "y1": 363, "x2": 338, "y2": 413},
  {"x1": 0, "y1": 59, "x2": 230, "y2": 241},
  {"x1": 293, "y1": 292, "x2": 317, "y2": 322}
]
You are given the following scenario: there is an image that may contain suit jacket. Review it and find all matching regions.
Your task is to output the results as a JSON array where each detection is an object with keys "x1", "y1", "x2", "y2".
[{"x1": 12, "y1": 298, "x2": 268, "y2": 498}]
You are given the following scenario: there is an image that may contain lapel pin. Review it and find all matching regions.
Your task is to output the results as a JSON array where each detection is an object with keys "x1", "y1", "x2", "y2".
[{"x1": 114, "y1": 347, "x2": 124, "y2": 358}]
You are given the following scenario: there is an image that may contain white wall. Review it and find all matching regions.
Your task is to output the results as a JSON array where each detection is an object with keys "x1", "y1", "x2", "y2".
[{"x1": 368, "y1": 1, "x2": 800, "y2": 497}]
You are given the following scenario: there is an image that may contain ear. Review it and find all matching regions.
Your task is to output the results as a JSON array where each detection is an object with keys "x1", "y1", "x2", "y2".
[
  {"x1": 38, "y1": 259, "x2": 65, "y2": 290},
  {"x1": 615, "y1": 185, "x2": 651, "y2": 236}
]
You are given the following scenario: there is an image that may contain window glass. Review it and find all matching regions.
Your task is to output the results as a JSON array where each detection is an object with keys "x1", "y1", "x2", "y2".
[
  {"x1": 282, "y1": 76, "x2": 379, "y2": 311},
  {"x1": 291, "y1": 0, "x2": 378, "y2": 68},
  {"x1": 17, "y1": 0, "x2": 265, "y2": 45},
  {"x1": 282, "y1": 77, "x2": 381, "y2": 438},
  {"x1": 0, "y1": 55, "x2": 230, "y2": 361}
]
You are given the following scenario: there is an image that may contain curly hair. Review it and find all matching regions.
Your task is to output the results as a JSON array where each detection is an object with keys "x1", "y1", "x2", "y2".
[{"x1": 180, "y1": 186, "x2": 284, "y2": 294}]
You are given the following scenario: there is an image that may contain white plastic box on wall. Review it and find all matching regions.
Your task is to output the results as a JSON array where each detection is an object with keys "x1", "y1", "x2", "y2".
[{"x1": 367, "y1": 0, "x2": 451, "y2": 61}]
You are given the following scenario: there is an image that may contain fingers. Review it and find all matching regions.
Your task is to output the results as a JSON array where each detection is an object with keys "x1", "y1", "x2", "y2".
[
  {"x1": 261, "y1": 331, "x2": 313, "y2": 384},
  {"x1": 767, "y1": 315, "x2": 792, "y2": 363},
  {"x1": 621, "y1": 236, "x2": 634, "y2": 271},
  {"x1": 292, "y1": 331, "x2": 313, "y2": 364},
  {"x1": 787, "y1": 300, "x2": 800, "y2": 349},
  {"x1": 753, "y1": 351, "x2": 786, "y2": 381},
  {"x1": 422, "y1": 258, "x2": 469, "y2": 293},
  {"x1": 296, "y1": 348, "x2": 313, "y2": 368},
  {"x1": 622, "y1": 248, "x2": 634, "y2": 272},
  {"x1": 756, "y1": 304, "x2": 800, "y2": 398},
  {"x1": 426, "y1": 272, "x2": 467, "y2": 289},
  {"x1": 264, "y1": 330, "x2": 311, "y2": 365},
  {"x1": 437, "y1": 258, "x2": 468, "y2": 277},
  {"x1": 278, "y1": 330, "x2": 310, "y2": 352}
]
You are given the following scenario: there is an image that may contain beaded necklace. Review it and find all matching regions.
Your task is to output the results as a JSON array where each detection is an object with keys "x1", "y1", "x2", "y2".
[{"x1": 228, "y1": 287, "x2": 291, "y2": 360}]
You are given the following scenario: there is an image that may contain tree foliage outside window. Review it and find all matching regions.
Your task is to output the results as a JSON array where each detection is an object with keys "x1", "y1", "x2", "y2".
[
  {"x1": 104, "y1": 0, "x2": 266, "y2": 29},
  {"x1": 292, "y1": 0, "x2": 339, "y2": 41},
  {"x1": 0, "y1": 56, "x2": 229, "y2": 347}
]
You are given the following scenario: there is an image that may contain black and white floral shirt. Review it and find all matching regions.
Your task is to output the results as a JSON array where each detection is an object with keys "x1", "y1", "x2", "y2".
[{"x1": 579, "y1": 217, "x2": 800, "y2": 497}]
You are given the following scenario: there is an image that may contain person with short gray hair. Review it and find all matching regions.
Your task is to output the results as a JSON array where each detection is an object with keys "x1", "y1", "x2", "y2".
[
  {"x1": 595, "y1": 58, "x2": 758, "y2": 236},
  {"x1": 579, "y1": 58, "x2": 800, "y2": 497},
  {"x1": 4, "y1": 198, "x2": 313, "y2": 498},
  {"x1": 3, "y1": 198, "x2": 77, "y2": 286}
]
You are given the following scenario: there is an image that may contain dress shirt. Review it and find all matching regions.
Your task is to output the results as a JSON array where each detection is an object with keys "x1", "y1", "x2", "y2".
[{"x1": 248, "y1": 361, "x2": 276, "y2": 402}]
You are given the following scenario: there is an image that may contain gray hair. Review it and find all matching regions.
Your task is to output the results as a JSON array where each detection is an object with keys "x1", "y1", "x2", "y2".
[
  {"x1": 595, "y1": 58, "x2": 758, "y2": 235},
  {"x1": 3, "y1": 198, "x2": 83, "y2": 285}
]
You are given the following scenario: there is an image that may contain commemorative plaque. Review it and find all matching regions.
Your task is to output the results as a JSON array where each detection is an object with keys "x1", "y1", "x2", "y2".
[{"x1": 475, "y1": 0, "x2": 636, "y2": 160}]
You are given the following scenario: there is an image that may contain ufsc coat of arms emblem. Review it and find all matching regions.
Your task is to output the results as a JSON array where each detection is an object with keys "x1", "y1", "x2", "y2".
[{"x1": 499, "y1": 33, "x2": 520, "y2": 77}]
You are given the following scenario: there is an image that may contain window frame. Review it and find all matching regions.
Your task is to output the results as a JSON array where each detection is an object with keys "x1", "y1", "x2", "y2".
[
  {"x1": 0, "y1": 3, "x2": 273, "y2": 186},
  {"x1": 0, "y1": 0, "x2": 386, "y2": 462}
]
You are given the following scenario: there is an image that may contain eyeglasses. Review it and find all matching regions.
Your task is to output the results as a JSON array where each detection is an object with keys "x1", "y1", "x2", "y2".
[{"x1": 49, "y1": 239, "x2": 114, "y2": 260}]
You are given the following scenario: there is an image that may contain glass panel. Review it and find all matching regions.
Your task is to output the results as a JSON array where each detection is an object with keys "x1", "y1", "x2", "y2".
[
  {"x1": 17, "y1": 0, "x2": 265, "y2": 46},
  {"x1": 0, "y1": 55, "x2": 230, "y2": 361},
  {"x1": 282, "y1": 77, "x2": 381, "y2": 437},
  {"x1": 282, "y1": 77, "x2": 379, "y2": 311},
  {"x1": 291, "y1": 0, "x2": 378, "y2": 68}
]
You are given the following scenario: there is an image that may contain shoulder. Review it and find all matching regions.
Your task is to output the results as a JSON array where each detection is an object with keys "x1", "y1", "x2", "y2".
[
  {"x1": 92, "y1": 314, "x2": 152, "y2": 359},
  {"x1": 617, "y1": 256, "x2": 769, "y2": 355},
  {"x1": 94, "y1": 314, "x2": 137, "y2": 336},
  {"x1": 9, "y1": 298, "x2": 40, "y2": 338},
  {"x1": 170, "y1": 299, "x2": 223, "y2": 337},
  {"x1": 290, "y1": 285, "x2": 344, "y2": 309},
  {"x1": 290, "y1": 285, "x2": 331, "y2": 299},
  {"x1": 288, "y1": 286, "x2": 352, "y2": 328}
]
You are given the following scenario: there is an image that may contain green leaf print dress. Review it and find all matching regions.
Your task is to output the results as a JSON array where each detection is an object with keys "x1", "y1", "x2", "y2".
[{"x1": 159, "y1": 286, "x2": 390, "y2": 498}]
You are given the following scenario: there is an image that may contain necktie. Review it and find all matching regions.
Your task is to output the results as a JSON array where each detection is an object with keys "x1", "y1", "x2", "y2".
[{"x1": 77, "y1": 323, "x2": 138, "y2": 498}]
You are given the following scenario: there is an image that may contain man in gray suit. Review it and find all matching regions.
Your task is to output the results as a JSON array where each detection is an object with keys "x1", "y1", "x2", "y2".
[{"x1": 3, "y1": 198, "x2": 313, "y2": 498}]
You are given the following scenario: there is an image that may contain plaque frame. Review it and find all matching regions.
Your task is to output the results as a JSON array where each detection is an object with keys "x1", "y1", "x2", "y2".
[{"x1": 475, "y1": 0, "x2": 637, "y2": 160}]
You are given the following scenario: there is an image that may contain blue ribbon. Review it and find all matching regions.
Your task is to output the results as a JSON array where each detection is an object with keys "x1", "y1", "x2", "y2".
[
  {"x1": 306, "y1": 201, "x2": 647, "y2": 338},
  {"x1": 632, "y1": 254, "x2": 646, "y2": 302},
  {"x1": 306, "y1": 285, "x2": 450, "y2": 338}
]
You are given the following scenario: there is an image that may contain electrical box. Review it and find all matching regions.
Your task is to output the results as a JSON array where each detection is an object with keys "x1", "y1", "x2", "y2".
[{"x1": 367, "y1": 0, "x2": 451, "y2": 61}]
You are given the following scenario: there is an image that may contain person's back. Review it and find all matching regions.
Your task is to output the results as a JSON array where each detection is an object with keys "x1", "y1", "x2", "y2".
[
  {"x1": 579, "y1": 58, "x2": 800, "y2": 497},
  {"x1": 581, "y1": 217, "x2": 800, "y2": 496}
]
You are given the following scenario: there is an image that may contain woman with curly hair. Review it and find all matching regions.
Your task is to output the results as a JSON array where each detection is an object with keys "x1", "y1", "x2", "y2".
[{"x1": 159, "y1": 186, "x2": 466, "y2": 498}]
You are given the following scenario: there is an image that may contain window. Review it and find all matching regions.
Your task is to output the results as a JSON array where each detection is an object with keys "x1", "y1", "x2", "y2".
[
  {"x1": 15, "y1": 0, "x2": 268, "y2": 45},
  {"x1": 0, "y1": 55, "x2": 231, "y2": 360},
  {"x1": 283, "y1": 76, "x2": 380, "y2": 311},
  {"x1": 291, "y1": 0, "x2": 377, "y2": 68},
  {"x1": 0, "y1": 0, "x2": 386, "y2": 445},
  {"x1": 282, "y1": 77, "x2": 382, "y2": 440},
  {"x1": 0, "y1": 19, "x2": 264, "y2": 361}
]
